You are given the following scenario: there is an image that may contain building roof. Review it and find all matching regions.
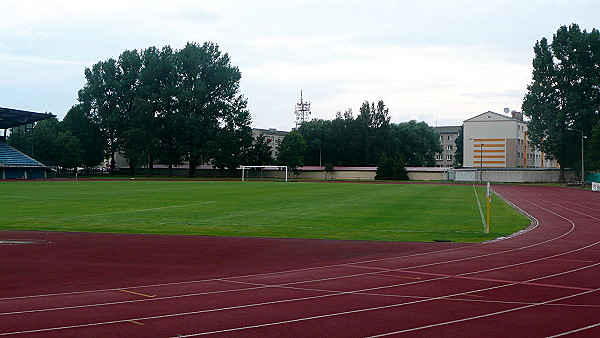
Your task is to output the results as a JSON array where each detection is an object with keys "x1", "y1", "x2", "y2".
[
  {"x1": 464, "y1": 111, "x2": 528, "y2": 124},
  {"x1": 434, "y1": 126, "x2": 461, "y2": 134},
  {"x1": 0, "y1": 107, "x2": 54, "y2": 129},
  {"x1": 252, "y1": 128, "x2": 289, "y2": 136}
]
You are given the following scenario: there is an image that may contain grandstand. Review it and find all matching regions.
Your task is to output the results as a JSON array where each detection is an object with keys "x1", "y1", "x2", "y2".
[{"x1": 0, "y1": 107, "x2": 54, "y2": 179}]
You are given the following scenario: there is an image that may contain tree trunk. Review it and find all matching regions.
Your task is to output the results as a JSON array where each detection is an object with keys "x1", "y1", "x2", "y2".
[
  {"x1": 188, "y1": 159, "x2": 197, "y2": 177},
  {"x1": 148, "y1": 154, "x2": 154, "y2": 176},
  {"x1": 559, "y1": 164, "x2": 565, "y2": 181}
]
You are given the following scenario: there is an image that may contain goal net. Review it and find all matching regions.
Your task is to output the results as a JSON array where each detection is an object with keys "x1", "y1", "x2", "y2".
[{"x1": 241, "y1": 166, "x2": 289, "y2": 182}]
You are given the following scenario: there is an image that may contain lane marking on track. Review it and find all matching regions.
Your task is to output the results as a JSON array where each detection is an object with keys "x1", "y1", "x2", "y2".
[
  {"x1": 548, "y1": 258, "x2": 595, "y2": 263},
  {"x1": 128, "y1": 320, "x2": 145, "y2": 326},
  {"x1": 347, "y1": 265, "x2": 595, "y2": 292},
  {"x1": 375, "y1": 274, "x2": 421, "y2": 280},
  {"x1": 118, "y1": 289, "x2": 156, "y2": 298},
  {"x1": 548, "y1": 322, "x2": 600, "y2": 337}
]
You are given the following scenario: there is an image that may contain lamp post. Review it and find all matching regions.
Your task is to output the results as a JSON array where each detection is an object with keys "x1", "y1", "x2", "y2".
[{"x1": 567, "y1": 128, "x2": 586, "y2": 182}]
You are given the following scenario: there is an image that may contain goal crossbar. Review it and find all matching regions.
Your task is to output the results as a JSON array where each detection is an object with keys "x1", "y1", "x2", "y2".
[{"x1": 241, "y1": 166, "x2": 288, "y2": 182}]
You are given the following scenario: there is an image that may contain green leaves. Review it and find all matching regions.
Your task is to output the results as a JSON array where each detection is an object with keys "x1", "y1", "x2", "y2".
[
  {"x1": 523, "y1": 24, "x2": 600, "y2": 172},
  {"x1": 77, "y1": 42, "x2": 252, "y2": 175}
]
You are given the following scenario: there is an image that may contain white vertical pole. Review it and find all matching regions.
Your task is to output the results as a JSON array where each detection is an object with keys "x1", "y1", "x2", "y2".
[{"x1": 242, "y1": 167, "x2": 245, "y2": 181}]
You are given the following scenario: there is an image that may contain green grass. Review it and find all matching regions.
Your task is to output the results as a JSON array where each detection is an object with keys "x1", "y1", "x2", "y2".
[{"x1": 0, "y1": 180, "x2": 530, "y2": 242}]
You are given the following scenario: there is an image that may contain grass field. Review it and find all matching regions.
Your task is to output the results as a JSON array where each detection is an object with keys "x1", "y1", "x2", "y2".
[{"x1": 1, "y1": 180, "x2": 530, "y2": 242}]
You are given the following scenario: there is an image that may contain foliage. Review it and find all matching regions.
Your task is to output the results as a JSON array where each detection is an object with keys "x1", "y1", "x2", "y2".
[
  {"x1": 298, "y1": 101, "x2": 440, "y2": 167},
  {"x1": 522, "y1": 24, "x2": 600, "y2": 175},
  {"x1": 375, "y1": 154, "x2": 394, "y2": 179},
  {"x1": 589, "y1": 124, "x2": 600, "y2": 171},
  {"x1": 277, "y1": 131, "x2": 306, "y2": 171},
  {"x1": 31, "y1": 118, "x2": 84, "y2": 172},
  {"x1": 62, "y1": 104, "x2": 105, "y2": 169},
  {"x1": 77, "y1": 42, "x2": 252, "y2": 176},
  {"x1": 453, "y1": 125, "x2": 464, "y2": 167},
  {"x1": 375, "y1": 153, "x2": 409, "y2": 180},
  {"x1": 247, "y1": 132, "x2": 273, "y2": 165}
]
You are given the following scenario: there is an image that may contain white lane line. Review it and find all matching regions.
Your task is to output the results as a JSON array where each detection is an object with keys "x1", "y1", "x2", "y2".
[
  {"x1": 174, "y1": 267, "x2": 600, "y2": 337},
  {"x1": 547, "y1": 322, "x2": 600, "y2": 337},
  {"x1": 367, "y1": 287, "x2": 600, "y2": 337},
  {"x1": 3, "y1": 260, "x2": 598, "y2": 336}
]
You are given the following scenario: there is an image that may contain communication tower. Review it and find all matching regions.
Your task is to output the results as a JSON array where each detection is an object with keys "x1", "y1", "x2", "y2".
[{"x1": 294, "y1": 90, "x2": 311, "y2": 127}]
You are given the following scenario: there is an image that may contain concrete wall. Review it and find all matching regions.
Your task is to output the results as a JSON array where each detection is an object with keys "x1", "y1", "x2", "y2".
[{"x1": 451, "y1": 168, "x2": 576, "y2": 183}]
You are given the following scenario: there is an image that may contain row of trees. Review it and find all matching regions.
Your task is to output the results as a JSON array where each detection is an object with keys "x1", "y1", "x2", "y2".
[
  {"x1": 294, "y1": 101, "x2": 442, "y2": 168},
  {"x1": 523, "y1": 24, "x2": 600, "y2": 175},
  {"x1": 20, "y1": 42, "x2": 273, "y2": 175}
]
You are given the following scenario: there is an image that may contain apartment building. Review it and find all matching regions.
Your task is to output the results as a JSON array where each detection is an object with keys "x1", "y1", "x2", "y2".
[{"x1": 434, "y1": 126, "x2": 460, "y2": 167}]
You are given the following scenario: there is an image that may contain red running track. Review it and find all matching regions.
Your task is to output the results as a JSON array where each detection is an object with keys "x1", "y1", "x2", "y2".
[{"x1": 1, "y1": 185, "x2": 599, "y2": 337}]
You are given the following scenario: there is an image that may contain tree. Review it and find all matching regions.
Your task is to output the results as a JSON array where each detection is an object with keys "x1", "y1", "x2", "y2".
[
  {"x1": 391, "y1": 121, "x2": 441, "y2": 166},
  {"x1": 375, "y1": 153, "x2": 408, "y2": 180},
  {"x1": 78, "y1": 57, "x2": 123, "y2": 173},
  {"x1": 174, "y1": 42, "x2": 249, "y2": 176},
  {"x1": 211, "y1": 103, "x2": 253, "y2": 171},
  {"x1": 588, "y1": 124, "x2": 600, "y2": 171},
  {"x1": 32, "y1": 118, "x2": 84, "y2": 173},
  {"x1": 453, "y1": 125, "x2": 464, "y2": 167},
  {"x1": 62, "y1": 104, "x2": 105, "y2": 170},
  {"x1": 375, "y1": 153, "x2": 394, "y2": 180},
  {"x1": 277, "y1": 131, "x2": 306, "y2": 172},
  {"x1": 247, "y1": 132, "x2": 273, "y2": 165},
  {"x1": 522, "y1": 24, "x2": 600, "y2": 178}
]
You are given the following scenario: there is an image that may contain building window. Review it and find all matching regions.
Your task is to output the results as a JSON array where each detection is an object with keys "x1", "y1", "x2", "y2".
[
  {"x1": 446, "y1": 144, "x2": 453, "y2": 151},
  {"x1": 447, "y1": 135, "x2": 453, "y2": 141},
  {"x1": 435, "y1": 154, "x2": 443, "y2": 161},
  {"x1": 446, "y1": 155, "x2": 453, "y2": 161},
  {"x1": 439, "y1": 135, "x2": 443, "y2": 141}
]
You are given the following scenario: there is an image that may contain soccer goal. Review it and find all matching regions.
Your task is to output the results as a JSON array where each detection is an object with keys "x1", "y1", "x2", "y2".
[{"x1": 241, "y1": 165, "x2": 288, "y2": 182}]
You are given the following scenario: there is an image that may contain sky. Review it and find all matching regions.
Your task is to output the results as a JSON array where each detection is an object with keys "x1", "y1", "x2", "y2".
[{"x1": 1, "y1": 1, "x2": 599, "y2": 131}]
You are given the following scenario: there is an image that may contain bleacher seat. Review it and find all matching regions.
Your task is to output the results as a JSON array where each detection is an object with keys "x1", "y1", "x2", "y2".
[{"x1": 0, "y1": 142, "x2": 45, "y2": 167}]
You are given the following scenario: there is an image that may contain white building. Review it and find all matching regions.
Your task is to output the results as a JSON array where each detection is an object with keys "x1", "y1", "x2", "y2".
[{"x1": 463, "y1": 111, "x2": 557, "y2": 168}]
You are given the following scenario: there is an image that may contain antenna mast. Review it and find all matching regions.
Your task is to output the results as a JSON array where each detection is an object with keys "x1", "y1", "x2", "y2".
[{"x1": 294, "y1": 90, "x2": 311, "y2": 127}]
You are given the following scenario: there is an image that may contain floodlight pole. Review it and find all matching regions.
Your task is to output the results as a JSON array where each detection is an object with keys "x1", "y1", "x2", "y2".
[{"x1": 567, "y1": 128, "x2": 586, "y2": 182}]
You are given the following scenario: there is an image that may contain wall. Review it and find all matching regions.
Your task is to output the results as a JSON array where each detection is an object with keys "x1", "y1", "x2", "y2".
[{"x1": 451, "y1": 168, "x2": 576, "y2": 183}]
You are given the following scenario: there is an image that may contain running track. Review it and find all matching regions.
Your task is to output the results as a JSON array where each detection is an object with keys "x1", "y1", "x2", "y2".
[{"x1": 1, "y1": 185, "x2": 599, "y2": 337}]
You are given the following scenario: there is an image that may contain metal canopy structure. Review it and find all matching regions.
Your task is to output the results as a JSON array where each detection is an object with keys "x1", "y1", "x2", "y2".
[{"x1": 0, "y1": 107, "x2": 54, "y2": 130}]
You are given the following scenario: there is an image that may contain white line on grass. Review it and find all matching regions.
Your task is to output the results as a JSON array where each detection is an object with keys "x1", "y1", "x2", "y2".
[
  {"x1": 472, "y1": 183, "x2": 487, "y2": 232},
  {"x1": 59, "y1": 201, "x2": 216, "y2": 220}
]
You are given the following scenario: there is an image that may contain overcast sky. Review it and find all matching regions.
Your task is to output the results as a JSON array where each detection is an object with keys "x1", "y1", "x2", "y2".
[{"x1": 1, "y1": 1, "x2": 598, "y2": 131}]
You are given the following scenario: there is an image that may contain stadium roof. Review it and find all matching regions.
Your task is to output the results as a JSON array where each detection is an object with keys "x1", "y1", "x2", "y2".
[{"x1": 0, "y1": 107, "x2": 54, "y2": 129}]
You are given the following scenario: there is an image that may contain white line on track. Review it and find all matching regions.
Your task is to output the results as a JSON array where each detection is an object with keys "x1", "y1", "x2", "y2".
[{"x1": 547, "y1": 322, "x2": 600, "y2": 337}]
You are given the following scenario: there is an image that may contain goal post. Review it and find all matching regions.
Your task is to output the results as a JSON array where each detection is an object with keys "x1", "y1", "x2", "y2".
[{"x1": 241, "y1": 165, "x2": 288, "y2": 182}]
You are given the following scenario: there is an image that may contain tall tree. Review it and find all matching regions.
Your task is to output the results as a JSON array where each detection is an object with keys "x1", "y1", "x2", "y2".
[
  {"x1": 277, "y1": 131, "x2": 307, "y2": 172},
  {"x1": 523, "y1": 24, "x2": 600, "y2": 177},
  {"x1": 247, "y1": 132, "x2": 273, "y2": 165},
  {"x1": 174, "y1": 42, "x2": 249, "y2": 176},
  {"x1": 78, "y1": 58, "x2": 123, "y2": 172},
  {"x1": 32, "y1": 118, "x2": 84, "y2": 173},
  {"x1": 62, "y1": 104, "x2": 105, "y2": 169},
  {"x1": 453, "y1": 125, "x2": 464, "y2": 167}
]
